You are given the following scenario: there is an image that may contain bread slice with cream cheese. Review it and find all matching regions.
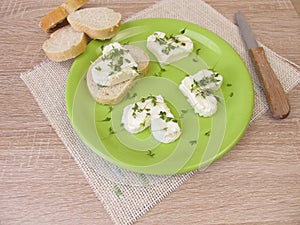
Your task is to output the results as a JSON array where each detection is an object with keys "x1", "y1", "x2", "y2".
[{"x1": 86, "y1": 45, "x2": 150, "y2": 105}]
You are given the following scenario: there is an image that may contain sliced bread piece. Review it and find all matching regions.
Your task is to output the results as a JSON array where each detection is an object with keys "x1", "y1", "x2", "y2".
[
  {"x1": 87, "y1": 45, "x2": 150, "y2": 105},
  {"x1": 61, "y1": 0, "x2": 89, "y2": 13},
  {"x1": 39, "y1": 0, "x2": 89, "y2": 32},
  {"x1": 67, "y1": 7, "x2": 122, "y2": 40},
  {"x1": 42, "y1": 25, "x2": 87, "y2": 62},
  {"x1": 39, "y1": 6, "x2": 68, "y2": 32}
]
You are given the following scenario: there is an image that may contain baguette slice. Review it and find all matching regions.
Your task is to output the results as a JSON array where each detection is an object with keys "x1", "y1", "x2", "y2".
[
  {"x1": 61, "y1": 0, "x2": 89, "y2": 13},
  {"x1": 42, "y1": 25, "x2": 87, "y2": 62},
  {"x1": 39, "y1": 0, "x2": 89, "y2": 32},
  {"x1": 67, "y1": 7, "x2": 122, "y2": 40},
  {"x1": 39, "y1": 6, "x2": 68, "y2": 32},
  {"x1": 87, "y1": 45, "x2": 150, "y2": 105}
]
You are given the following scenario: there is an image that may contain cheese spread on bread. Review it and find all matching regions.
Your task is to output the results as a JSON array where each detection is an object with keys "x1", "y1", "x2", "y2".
[
  {"x1": 179, "y1": 69, "x2": 223, "y2": 117},
  {"x1": 146, "y1": 31, "x2": 193, "y2": 65},
  {"x1": 122, "y1": 95, "x2": 181, "y2": 143},
  {"x1": 92, "y1": 42, "x2": 139, "y2": 86}
]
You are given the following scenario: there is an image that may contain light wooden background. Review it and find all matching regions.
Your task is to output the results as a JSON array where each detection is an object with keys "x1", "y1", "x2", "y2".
[{"x1": 1, "y1": 0, "x2": 299, "y2": 224}]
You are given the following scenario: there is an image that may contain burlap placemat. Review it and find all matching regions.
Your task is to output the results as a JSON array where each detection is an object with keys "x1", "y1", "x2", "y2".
[{"x1": 20, "y1": 0, "x2": 300, "y2": 224}]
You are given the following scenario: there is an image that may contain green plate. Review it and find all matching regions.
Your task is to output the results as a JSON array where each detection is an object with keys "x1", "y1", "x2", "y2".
[{"x1": 65, "y1": 18, "x2": 254, "y2": 175}]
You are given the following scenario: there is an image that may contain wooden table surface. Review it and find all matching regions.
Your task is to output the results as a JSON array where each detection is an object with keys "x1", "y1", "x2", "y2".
[{"x1": 1, "y1": 0, "x2": 299, "y2": 224}]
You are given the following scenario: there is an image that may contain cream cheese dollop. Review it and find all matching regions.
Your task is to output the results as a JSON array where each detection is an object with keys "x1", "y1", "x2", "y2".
[
  {"x1": 121, "y1": 95, "x2": 181, "y2": 143},
  {"x1": 121, "y1": 99, "x2": 152, "y2": 134},
  {"x1": 179, "y1": 69, "x2": 223, "y2": 117},
  {"x1": 146, "y1": 31, "x2": 193, "y2": 66},
  {"x1": 192, "y1": 69, "x2": 223, "y2": 90},
  {"x1": 92, "y1": 42, "x2": 139, "y2": 86},
  {"x1": 150, "y1": 116, "x2": 181, "y2": 144}
]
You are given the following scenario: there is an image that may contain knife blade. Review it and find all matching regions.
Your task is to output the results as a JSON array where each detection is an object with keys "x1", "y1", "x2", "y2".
[{"x1": 235, "y1": 11, "x2": 290, "y2": 119}]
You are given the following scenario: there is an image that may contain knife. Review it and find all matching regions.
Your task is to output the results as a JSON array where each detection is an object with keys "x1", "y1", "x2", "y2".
[{"x1": 235, "y1": 11, "x2": 290, "y2": 119}]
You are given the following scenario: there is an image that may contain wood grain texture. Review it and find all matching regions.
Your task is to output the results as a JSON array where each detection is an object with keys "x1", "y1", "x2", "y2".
[
  {"x1": 249, "y1": 47, "x2": 290, "y2": 119},
  {"x1": 0, "y1": 0, "x2": 299, "y2": 225},
  {"x1": 291, "y1": 0, "x2": 300, "y2": 15}
]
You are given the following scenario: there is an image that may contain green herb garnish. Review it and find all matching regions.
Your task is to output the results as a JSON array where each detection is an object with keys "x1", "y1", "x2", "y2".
[
  {"x1": 197, "y1": 74, "x2": 220, "y2": 87},
  {"x1": 101, "y1": 117, "x2": 111, "y2": 122},
  {"x1": 189, "y1": 140, "x2": 197, "y2": 145},
  {"x1": 109, "y1": 127, "x2": 115, "y2": 135},
  {"x1": 205, "y1": 130, "x2": 211, "y2": 136},
  {"x1": 95, "y1": 66, "x2": 101, "y2": 71},
  {"x1": 147, "y1": 150, "x2": 155, "y2": 157},
  {"x1": 190, "y1": 72, "x2": 221, "y2": 99},
  {"x1": 159, "y1": 111, "x2": 178, "y2": 123},
  {"x1": 153, "y1": 32, "x2": 185, "y2": 55},
  {"x1": 180, "y1": 27, "x2": 187, "y2": 34}
]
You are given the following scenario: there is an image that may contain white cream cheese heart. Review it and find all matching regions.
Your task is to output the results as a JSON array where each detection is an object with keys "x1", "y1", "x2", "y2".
[
  {"x1": 121, "y1": 95, "x2": 181, "y2": 143},
  {"x1": 179, "y1": 69, "x2": 223, "y2": 117},
  {"x1": 191, "y1": 69, "x2": 223, "y2": 91},
  {"x1": 146, "y1": 31, "x2": 193, "y2": 66}
]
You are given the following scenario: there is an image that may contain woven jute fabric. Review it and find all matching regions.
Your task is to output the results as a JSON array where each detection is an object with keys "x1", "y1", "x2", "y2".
[{"x1": 20, "y1": 0, "x2": 300, "y2": 224}]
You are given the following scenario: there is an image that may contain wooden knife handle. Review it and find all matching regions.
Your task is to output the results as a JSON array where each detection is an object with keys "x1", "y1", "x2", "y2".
[{"x1": 249, "y1": 47, "x2": 290, "y2": 119}]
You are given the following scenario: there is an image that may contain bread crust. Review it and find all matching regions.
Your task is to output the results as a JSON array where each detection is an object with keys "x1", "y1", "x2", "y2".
[
  {"x1": 70, "y1": 20, "x2": 121, "y2": 40},
  {"x1": 86, "y1": 45, "x2": 150, "y2": 105},
  {"x1": 62, "y1": 0, "x2": 89, "y2": 13},
  {"x1": 39, "y1": 0, "x2": 89, "y2": 32},
  {"x1": 67, "y1": 7, "x2": 122, "y2": 40},
  {"x1": 39, "y1": 6, "x2": 68, "y2": 32}
]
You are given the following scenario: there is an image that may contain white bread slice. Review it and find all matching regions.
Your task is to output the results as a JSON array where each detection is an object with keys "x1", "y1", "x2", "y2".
[
  {"x1": 42, "y1": 25, "x2": 87, "y2": 62},
  {"x1": 87, "y1": 45, "x2": 150, "y2": 105},
  {"x1": 39, "y1": 0, "x2": 89, "y2": 32},
  {"x1": 67, "y1": 7, "x2": 122, "y2": 40}
]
